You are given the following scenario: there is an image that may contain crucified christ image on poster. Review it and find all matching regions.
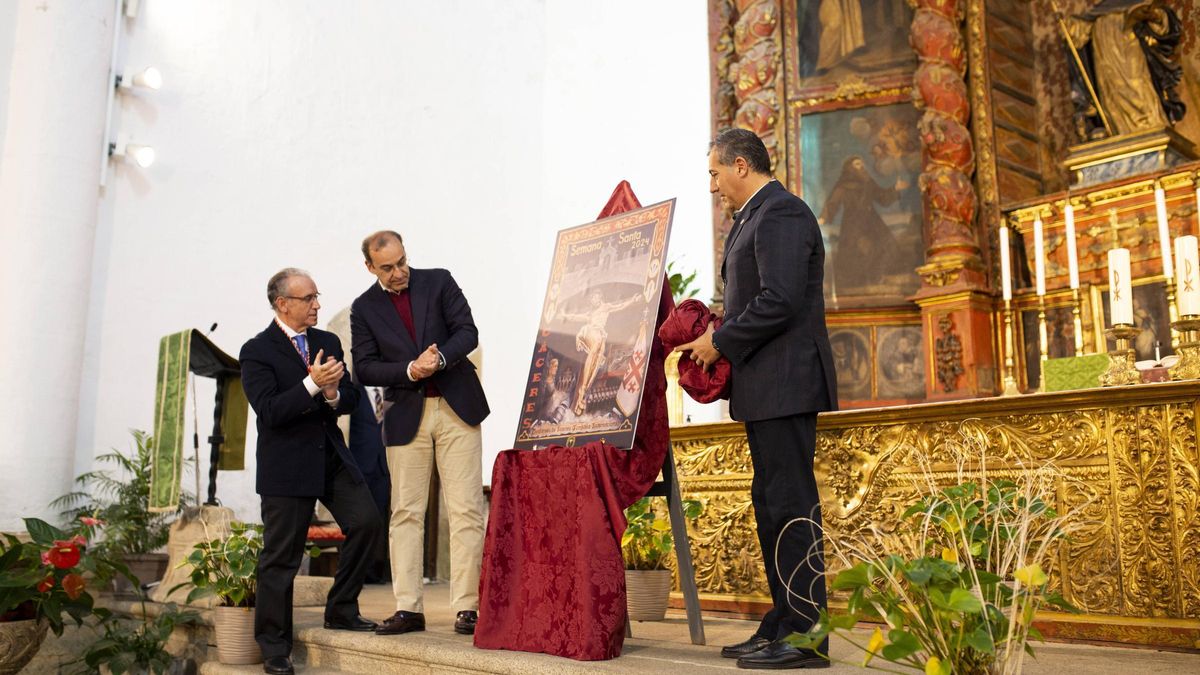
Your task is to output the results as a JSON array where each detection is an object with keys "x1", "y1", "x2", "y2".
[{"x1": 513, "y1": 199, "x2": 674, "y2": 450}]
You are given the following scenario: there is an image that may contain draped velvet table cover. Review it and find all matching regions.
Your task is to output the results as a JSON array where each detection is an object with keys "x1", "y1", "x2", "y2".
[{"x1": 473, "y1": 183, "x2": 674, "y2": 660}]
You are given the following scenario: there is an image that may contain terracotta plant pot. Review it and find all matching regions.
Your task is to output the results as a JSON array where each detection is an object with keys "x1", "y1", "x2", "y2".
[
  {"x1": 113, "y1": 552, "x2": 170, "y2": 598},
  {"x1": 212, "y1": 606, "x2": 261, "y2": 665},
  {"x1": 625, "y1": 569, "x2": 673, "y2": 621},
  {"x1": 0, "y1": 618, "x2": 49, "y2": 675}
]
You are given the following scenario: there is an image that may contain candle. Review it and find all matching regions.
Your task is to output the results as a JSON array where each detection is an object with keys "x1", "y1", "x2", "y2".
[
  {"x1": 1064, "y1": 203, "x2": 1080, "y2": 289},
  {"x1": 1155, "y1": 184, "x2": 1173, "y2": 279},
  {"x1": 1033, "y1": 216, "x2": 1046, "y2": 296},
  {"x1": 1108, "y1": 248, "x2": 1133, "y2": 325},
  {"x1": 1175, "y1": 235, "x2": 1200, "y2": 316},
  {"x1": 1000, "y1": 225, "x2": 1012, "y2": 301}
]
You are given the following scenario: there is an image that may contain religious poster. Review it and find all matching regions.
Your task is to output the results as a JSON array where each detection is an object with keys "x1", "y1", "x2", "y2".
[
  {"x1": 513, "y1": 200, "x2": 674, "y2": 450},
  {"x1": 800, "y1": 103, "x2": 924, "y2": 308},
  {"x1": 791, "y1": 0, "x2": 916, "y2": 97}
]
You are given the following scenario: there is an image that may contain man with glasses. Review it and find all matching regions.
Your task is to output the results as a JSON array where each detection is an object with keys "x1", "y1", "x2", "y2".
[
  {"x1": 350, "y1": 231, "x2": 489, "y2": 637},
  {"x1": 240, "y1": 268, "x2": 384, "y2": 675}
]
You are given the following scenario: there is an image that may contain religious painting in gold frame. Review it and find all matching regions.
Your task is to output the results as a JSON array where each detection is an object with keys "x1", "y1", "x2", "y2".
[
  {"x1": 1089, "y1": 277, "x2": 1174, "y2": 363},
  {"x1": 513, "y1": 200, "x2": 674, "y2": 451},
  {"x1": 796, "y1": 103, "x2": 924, "y2": 309},
  {"x1": 784, "y1": 0, "x2": 916, "y2": 109}
]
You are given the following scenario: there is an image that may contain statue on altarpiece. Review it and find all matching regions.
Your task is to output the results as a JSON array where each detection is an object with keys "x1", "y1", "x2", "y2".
[{"x1": 1060, "y1": 0, "x2": 1187, "y2": 141}]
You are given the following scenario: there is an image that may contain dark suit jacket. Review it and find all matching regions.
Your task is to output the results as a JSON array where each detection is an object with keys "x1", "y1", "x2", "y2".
[
  {"x1": 350, "y1": 268, "x2": 490, "y2": 446},
  {"x1": 714, "y1": 180, "x2": 838, "y2": 421},
  {"x1": 239, "y1": 322, "x2": 363, "y2": 497}
]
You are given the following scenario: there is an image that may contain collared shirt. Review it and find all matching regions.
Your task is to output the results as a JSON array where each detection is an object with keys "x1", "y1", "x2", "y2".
[
  {"x1": 274, "y1": 316, "x2": 339, "y2": 406},
  {"x1": 734, "y1": 179, "x2": 776, "y2": 216}
]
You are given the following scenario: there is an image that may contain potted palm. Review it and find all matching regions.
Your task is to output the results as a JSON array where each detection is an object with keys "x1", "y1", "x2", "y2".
[
  {"x1": 0, "y1": 516, "x2": 127, "y2": 673},
  {"x1": 174, "y1": 522, "x2": 263, "y2": 665},
  {"x1": 621, "y1": 497, "x2": 702, "y2": 621},
  {"x1": 52, "y1": 430, "x2": 190, "y2": 597}
]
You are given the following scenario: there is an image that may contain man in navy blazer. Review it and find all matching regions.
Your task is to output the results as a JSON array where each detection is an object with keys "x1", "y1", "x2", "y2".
[
  {"x1": 240, "y1": 268, "x2": 384, "y2": 675},
  {"x1": 679, "y1": 129, "x2": 837, "y2": 669},
  {"x1": 350, "y1": 231, "x2": 489, "y2": 637}
]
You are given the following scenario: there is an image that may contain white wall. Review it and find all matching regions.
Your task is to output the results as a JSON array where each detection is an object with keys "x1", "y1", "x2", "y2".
[
  {"x1": 68, "y1": 0, "x2": 714, "y2": 523},
  {"x1": 0, "y1": 2, "x2": 17, "y2": 160}
]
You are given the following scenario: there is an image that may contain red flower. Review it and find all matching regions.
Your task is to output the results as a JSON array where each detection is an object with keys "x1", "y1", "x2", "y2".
[
  {"x1": 46, "y1": 541, "x2": 81, "y2": 569},
  {"x1": 37, "y1": 574, "x2": 55, "y2": 593},
  {"x1": 80, "y1": 516, "x2": 103, "y2": 526},
  {"x1": 70, "y1": 535, "x2": 87, "y2": 548},
  {"x1": 61, "y1": 573, "x2": 86, "y2": 600}
]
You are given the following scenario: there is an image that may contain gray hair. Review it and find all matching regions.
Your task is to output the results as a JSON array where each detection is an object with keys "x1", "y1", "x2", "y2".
[{"x1": 266, "y1": 267, "x2": 311, "y2": 308}]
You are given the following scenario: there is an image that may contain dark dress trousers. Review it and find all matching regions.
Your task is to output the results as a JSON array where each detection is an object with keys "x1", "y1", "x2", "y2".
[
  {"x1": 239, "y1": 322, "x2": 383, "y2": 659},
  {"x1": 712, "y1": 180, "x2": 838, "y2": 642},
  {"x1": 349, "y1": 268, "x2": 490, "y2": 444}
]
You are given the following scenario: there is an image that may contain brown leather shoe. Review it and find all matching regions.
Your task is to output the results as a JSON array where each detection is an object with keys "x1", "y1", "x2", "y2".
[
  {"x1": 375, "y1": 610, "x2": 426, "y2": 635},
  {"x1": 454, "y1": 610, "x2": 478, "y2": 635}
]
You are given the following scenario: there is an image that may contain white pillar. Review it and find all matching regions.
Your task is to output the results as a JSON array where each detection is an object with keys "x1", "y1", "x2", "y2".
[{"x1": 0, "y1": 0, "x2": 115, "y2": 529}]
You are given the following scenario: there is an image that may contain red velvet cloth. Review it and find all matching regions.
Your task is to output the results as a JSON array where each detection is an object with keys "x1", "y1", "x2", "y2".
[
  {"x1": 474, "y1": 182, "x2": 674, "y2": 661},
  {"x1": 657, "y1": 299, "x2": 731, "y2": 403}
]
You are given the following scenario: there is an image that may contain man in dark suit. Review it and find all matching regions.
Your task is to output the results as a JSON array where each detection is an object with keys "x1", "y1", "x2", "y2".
[
  {"x1": 240, "y1": 268, "x2": 384, "y2": 675},
  {"x1": 350, "y1": 231, "x2": 490, "y2": 637},
  {"x1": 678, "y1": 129, "x2": 838, "y2": 669}
]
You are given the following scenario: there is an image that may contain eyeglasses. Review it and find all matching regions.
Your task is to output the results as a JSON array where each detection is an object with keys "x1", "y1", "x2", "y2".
[{"x1": 283, "y1": 293, "x2": 321, "y2": 305}]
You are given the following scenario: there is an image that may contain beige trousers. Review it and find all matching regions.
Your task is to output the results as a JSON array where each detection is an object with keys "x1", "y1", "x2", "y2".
[{"x1": 386, "y1": 397, "x2": 484, "y2": 613}]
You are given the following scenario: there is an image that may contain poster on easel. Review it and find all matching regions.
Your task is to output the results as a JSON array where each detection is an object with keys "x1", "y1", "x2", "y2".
[{"x1": 513, "y1": 199, "x2": 674, "y2": 450}]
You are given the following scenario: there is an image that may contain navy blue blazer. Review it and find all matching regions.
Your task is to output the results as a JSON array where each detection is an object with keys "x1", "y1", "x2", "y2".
[
  {"x1": 714, "y1": 180, "x2": 838, "y2": 421},
  {"x1": 239, "y1": 322, "x2": 363, "y2": 497},
  {"x1": 350, "y1": 268, "x2": 490, "y2": 446}
]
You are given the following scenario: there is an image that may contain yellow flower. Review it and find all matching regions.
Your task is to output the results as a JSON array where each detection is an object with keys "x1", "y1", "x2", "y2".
[
  {"x1": 941, "y1": 546, "x2": 958, "y2": 564},
  {"x1": 1014, "y1": 563, "x2": 1048, "y2": 587},
  {"x1": 863, "y1": 628, "x2": 884, "y2": 666},
  {"x1": 941, "y1": 512, "x2": 962, "y2": 533},
  {"x1": 926, "y1": 656, "x2": 947, "y2": 675}
]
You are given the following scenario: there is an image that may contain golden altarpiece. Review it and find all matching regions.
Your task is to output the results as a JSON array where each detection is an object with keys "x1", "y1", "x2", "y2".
[{"x1": 671, "y1": 0, "x2": 1200, "y2": 650}]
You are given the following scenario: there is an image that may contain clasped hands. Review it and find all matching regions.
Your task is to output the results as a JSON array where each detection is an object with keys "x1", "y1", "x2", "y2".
[
  {"x1": 675, "y1": 322, "x2": 720, "y2": 372},
  {"x1": 309, "y1": 349, "x2": 344, "y2": 400},
  {"x1": 409, "y1": 344, "x2": 441, "y2": 380}
]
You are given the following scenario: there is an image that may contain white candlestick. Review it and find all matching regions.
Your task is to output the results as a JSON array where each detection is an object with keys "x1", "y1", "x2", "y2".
[
  {"x1": 1155, "y1": 184, "x2": 1173, "y2": 279},
  {"x1": 1109, "y1": 248, "x2": 1133, "y2": 325},
  {"x1": 1033, "y1": 216, "x2": 1046, "y2": 296},
  {"x1": 1000, "y1": 225, "x2": 1012, "y2": 301},
  {"x1": 1175, "y1": 235, "x2": 1200, "y2": 316},
  {"x1": 1064, "y1": 203, "x2": 1080, "y2": 289}
]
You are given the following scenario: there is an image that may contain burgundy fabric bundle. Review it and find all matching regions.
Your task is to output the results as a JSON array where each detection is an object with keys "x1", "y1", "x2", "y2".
[{"x1": 658, "y1": 299, "x2": 731, "y2": 403}]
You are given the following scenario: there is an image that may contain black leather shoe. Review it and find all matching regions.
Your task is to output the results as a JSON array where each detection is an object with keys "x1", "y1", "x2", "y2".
[
  {"x1": 323, "y1": 614, "x2": 379, "y2": 631},
  {"x1": 375, "y1": 610, "x2": 426, "y2": 635},
  {"x1": 454, "y1": 610, "x2": 478, "y2": 635},
  {"x1": 262, "y1": 655, "x2": 295, "y2": 675},
  {"x1": 736, "y1": 641, "x2": 829, "y2": 669},
  {"x1": 721, "y1": 635, "x2": 772, "y2": 659}
]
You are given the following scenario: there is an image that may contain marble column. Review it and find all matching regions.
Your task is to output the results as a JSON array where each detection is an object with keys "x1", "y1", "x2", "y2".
[{"x1": 0, "y1": 0, "x2": 115, "y2": 528}]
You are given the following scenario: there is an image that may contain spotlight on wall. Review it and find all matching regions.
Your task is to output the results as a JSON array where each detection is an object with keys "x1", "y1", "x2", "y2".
[
  {"x1": 109, "y1": 141, "x2": 156, "y2": 168},
  {"x1": 116, "y1": 66, "x2": 162, "y2": 91}
]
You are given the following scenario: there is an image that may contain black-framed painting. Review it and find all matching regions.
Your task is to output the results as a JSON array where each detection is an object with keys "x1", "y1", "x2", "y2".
[
  {"x1": 876, "y1": 325, "x2": 924, "y2": 399},
  {"x1": 792, "y1": 0, "x2": 916, "y2": 96},
  {"x1": 829, "y1": 326, "x2": 872, "y2": 401},
  {"x1": 800, "y1": 103, "x2": 923, "y2": 308},
  {"x1": 1020, "y1": 305, "x2": 1076, "y2": 390},
  {"x1": 513, "y1": 200, "x2": 674, "y2": 450},
  {"x1": 1091, "y1": 279, "x2": 1175, "y2": 363}
]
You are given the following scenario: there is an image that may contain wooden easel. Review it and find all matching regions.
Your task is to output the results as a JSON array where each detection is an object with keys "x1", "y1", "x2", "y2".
[{"x1": 627, "y1": 446, "x2": 706, "y2": 645}]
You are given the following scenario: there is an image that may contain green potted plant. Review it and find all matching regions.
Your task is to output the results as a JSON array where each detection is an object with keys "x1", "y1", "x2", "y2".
[
  {"x1": 0, "y1": 516, "x2": 127, "y2": 673},
  {"x1": 787, "y1": 465, "x2": 1080, "y2": 674},
  {"x1": 52, "y1": 430, "x2": 190, "y2": 597},
  {"x1": 173, "y1": 521, "x2": 264, "y2": 665},
  {"x1": 621, "y1": 497, "x2": 702, "y2": 621},
  {"x1": 74, "y1": 602, "x2": 202, "y2": 675}
]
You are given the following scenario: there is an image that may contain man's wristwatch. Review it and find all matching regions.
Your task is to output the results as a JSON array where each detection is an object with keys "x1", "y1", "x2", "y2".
[{"x1": 437, "y1": 352, "x2": 447, "y2": 370}]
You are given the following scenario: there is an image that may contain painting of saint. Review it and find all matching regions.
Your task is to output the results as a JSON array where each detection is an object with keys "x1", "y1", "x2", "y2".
[
  {"x1": 876, "y1": 325, "x2": 924, "y2": 399},
  {"x1": 794, "y1": 0, "x2": 916, "y2": 92},
  {"x1": 800, "y1": 103, "x2": 923, "y2": 308},
  {"x1": 829, "y1": 327, "x2": 871, "y2": 402},
  {"x1": 1096, "y1": 280, "x2": 1174, "y2": 362}
]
